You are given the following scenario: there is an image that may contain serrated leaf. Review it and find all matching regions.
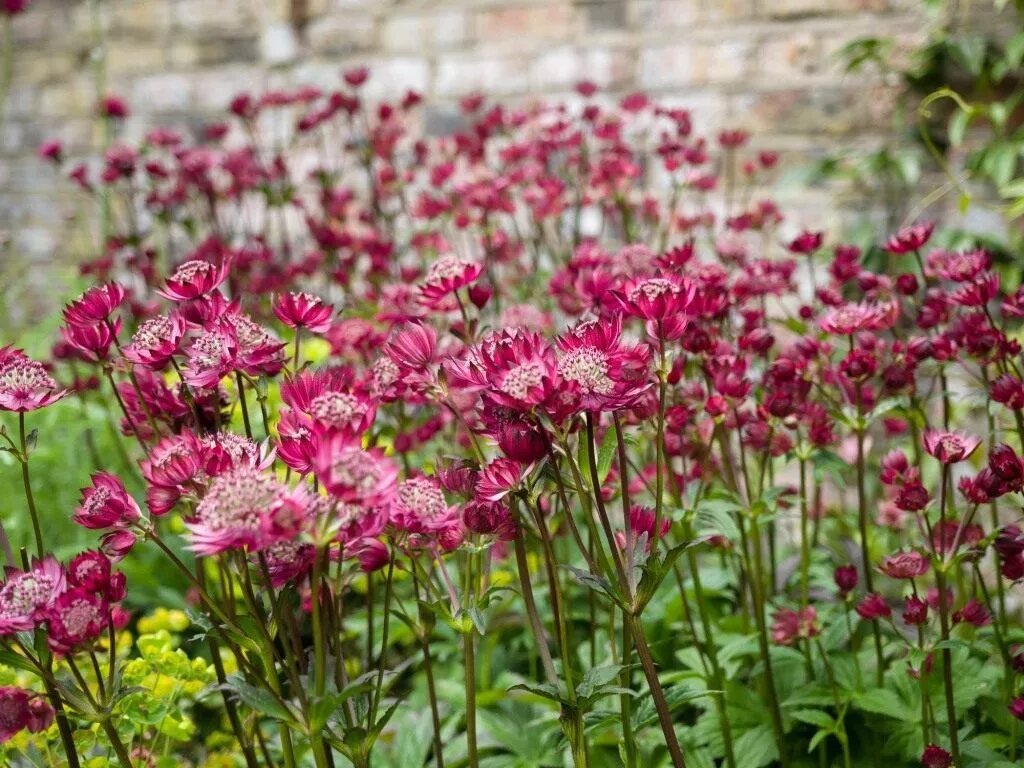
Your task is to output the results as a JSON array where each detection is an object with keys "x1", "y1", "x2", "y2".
[
  {"x1": 575, "y1": 664, "x2": 624, "y2": 703},
  {"x1": 222, "y1": 674, "x2": 297, "y2": 725},
  {"x1": 790, "y1": 709, "x2": 836, "y2": 730},
  {"x1": 854, "y1": 688, "x2": 907, "y2": 720}
]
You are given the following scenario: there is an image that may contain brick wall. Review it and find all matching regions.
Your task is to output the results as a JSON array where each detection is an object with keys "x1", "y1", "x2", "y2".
[{"x1": 1, "y1": 0, "x2": 933, "y2": 327}]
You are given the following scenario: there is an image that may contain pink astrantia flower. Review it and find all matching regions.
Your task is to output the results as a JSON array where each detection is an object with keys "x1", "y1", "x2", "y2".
[
  {"x1": 46, "y1": 587, "x2": 109, "y2": 655},
  {"x1": 157, "y1": 259, "x2": 229, "y2": 302},
  {"x1": 390, "y1": 475, "x2": 459, "y2": 535},
  {"x1": 0, "y1": 687, "x2": 49, "y2": 743},
  {"x1": 184, "y1": 467, "x2": 296, "y2": 555},
  {"x1": 62, "y1": 282, "x2": 125, "y2": 327},
  {"x1": 771, "y1": 607, "x2": 820, "y2": 645},
  {"x1": 855, "y1": 592, "x2": 892, "y2": 620},
  {"x1": 184, "y1": 312, "x2": 285, "y2": 388},
  {"x1": 613, "y1": 272, "x2": 695, "y2": 323},
  {"x1": 879, "y1": 550, "x2": 930, "y2": 579},
  {"x1": 314, "y1": 436, "x2": 398, "y2": 508},
  {"x1": 818, "y1": 301, "x2": 899, "y2": 335},
  {"x1": 922, "y1": 429, "x2": 982, "y2": 464},
  {"x1": 0, "y1": 348, "x2": 67, "y2": 412},
  {"x1": 273, "y1": 292, "x2": 334, "y2": 334},
  {"x1": 0, "y1": 558, "x2": 66, "y2": 635},
  {"x1": 277, "y1": 368, "x2": 376, "y2": 473},
  {"x1": 141, "y1": 431, "x2": 206, "y2": 515},
  {"x1": 556, "y1": 315, "x2": 651, "y2": 413},
  {"x1": 475, "y1": 457, "x2": 532, "y2": 503},
  {"x1": 448, "y1": 328, "x2": 560, "y2": 412},
  {"x1": 883, "y1": 221, "x2": 935, "y2": 254},
  {"x1": 418, "y1": 255, "x2": 483, "y2": 308},
  {"x1": 920, "y1": 745, "x2": 952, "y2": 768},
  {"x1": 60, "y1": 320, "x2": 119, "y2": 362},
  {"x1": 123, "y1": 313, "x2": 186, "y2": 369},
  {"x1": 74, "y1": 472, "x2": 142, "y2": 529}
]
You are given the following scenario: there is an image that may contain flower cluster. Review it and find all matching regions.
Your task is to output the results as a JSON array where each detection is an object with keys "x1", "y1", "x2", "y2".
[{"x1": 3, "y1": 67, "x2": 1023, "y2": 768}]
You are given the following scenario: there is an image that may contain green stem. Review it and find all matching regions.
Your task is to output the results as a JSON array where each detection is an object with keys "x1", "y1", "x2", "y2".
[
  {"x1": 625, "y1": 613, "x2": 687, "y2": 768},
  {"x1": 936, "y1": 464, "x2": 960, "y2": 766},
  {"x1": 17, "y1": 412, "x2": 45, "y2": 559}
]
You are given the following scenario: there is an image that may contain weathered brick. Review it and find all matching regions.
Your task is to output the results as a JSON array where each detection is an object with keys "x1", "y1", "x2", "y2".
[
  {"x1": 381, "y1": 11, "x2": 470, "y2": 52},
  {"x1": 761, "y1": 0, "x2": 888, "y2": 19},
  {"x1": 130, "y1": 72, "x2": 196, "y2": 113},
  {"x1": 305, "y1": 13, "x2": 377, "y2": 56},
  {"x1": 436, "y1": 53, "x2": 530, "y2": 97},
  {"x1": 634, "y1": 0, "x2": 700, "y2": 31},
  {"x1": 477, "y1": 4, "x2": 575, "y2": 44}
]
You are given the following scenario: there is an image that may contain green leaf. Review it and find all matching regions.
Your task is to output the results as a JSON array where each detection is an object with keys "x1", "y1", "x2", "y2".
[
  {"x1": 222, "y1": 674, "x2": 297, "y2": 726},
  {"x1": 576, "y1": 665, "x2": 625, "y2": 704},
  {"x1": 694, "y1": 497, "x2": 742, "y2": 544},
  {"x1": 854, "y1": 688, "x2": 907, "y2": 720},
  {"x1": 733, "y1": 724, "x2": 779, "y2": 768},
  {"x1": 507, "y1": 681, "x2": 566, "y2": 704},
  {"x1": 948, "y1": 108, "x2": 971, "y2": 147},
  {"x1": 790, "y1": 709, "x2": 836, "y2": 730}
]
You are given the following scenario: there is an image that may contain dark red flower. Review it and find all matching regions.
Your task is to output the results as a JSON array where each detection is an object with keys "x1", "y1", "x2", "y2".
[
  {"x1": 884, "y1": 222, "x2": 935, "y2": 254},
  {"x1": 923, "y1": 429, "x2": 981, "y2": 465},
  {"x1": 920, "y1": 745, "x2": 952, "y2": 768},
  {"x1": 771, "y1": 606, "x2": 820, "y2": 645},
  {"x1": 273, "y1": 292, "x2": 334, "y2": 334},
  {"x1": 855, "y1": 593, "x2": 891, "y2": 620}
]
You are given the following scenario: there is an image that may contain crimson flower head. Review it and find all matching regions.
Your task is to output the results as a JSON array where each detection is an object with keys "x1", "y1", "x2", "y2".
[
  {"x1": 273, "y1": 292, "x2": 334, "y2": 334},
  {"x1": 855, "y1": 592, "x2": 891, "y2": 620},
  {"x1": 818, "y1": 301, "x2": 898, "y2": 335},
  {"x1": 141, "y1": 431, "x2": 206, "y2": 515},
  {"x1": 60, "y1": 321, "x2": 119, "y2": 362},
  {"x1": 450, "y1": 329, "x2": 559, "y2": 412},
  {"x1": 185, "y1": 467, "x2": 304, "y2": 556},
  {"x1": 922, "y1": 429, "x2": 981, "y2": 465},
  {"x1": 920, "y1": 745, "x2": 952, "y2": 768},
  {"x1": 834, "y1": 564, "x2": 858, "y2": 596},
  {"x1": 613, "y1": 272, "x2": 695, "y2": 323},
  {"x1": 74, "y1": 472, "x2": 142, "y2": 529},
  {"x1": 184, "y1": 312, "x2": 285, "y2": 388},
  {"x1": 62, "y1": 282, "x2": 125, "y2": 327},
  {"x1": 787, "y1": 230, "x2": 824, "y2": 255},
  {"x1": 123, "y1": 312, "x2": 186, "y2": 370},
  {"x1": 952, "y1": 598, "x2": 990, "y2": 627},
  {"x1": 1, "y1": 1, "x2": 29, "y2": 16},
  {"x1": 1010, "y1": 697, "x2": 1024, "y2": 722},
  {"x1": 0, "y1": 557, "x2": 65, "y2": 635},
  {"x1": 616, "y1": 504, "x2": 672, "y2": 552},
  {"x1": 991, "y1": 373, "x2": 1024, "y2": 409},
  {"x1": 0, "y1": 347, "x2": 67, "y2": 412},
  {"x1": 0, "y1": 687, "x2": 54, "y2": 744},
  {"x1": 343, "y1": 66, "x2": 370, "y2": 87},
  {"x1": 46, "y1": 587, "x2": 109, "y2": 655},
  {"x1": 475, "y1": 457, "x2": 531, "y2": 503},
  {"x1": 771, "y1": 607, "x2": 819, "y2": 645},
  {"x1": 390, "y1": 475, "x2": 459, "y2": 535},
  {"x1": 903, "y1": 595, "x2": 928, "y2": 625},
  {"x1": 157, "y1": 258, "x2": 229, "y2": 302},
  {"x1": 879, "y1": 550, "x2": 930, "y2": 579},
  {"x1": 556, "y1": 315, "x2": 651, "y2": 413},
  {"x1": 884, "y1": 221, "x2": 935, "y2": 254},
  {"x1": 384, "y1": 322, "x2": 437, "y2": 372},
  {"x1": 37, "y1": 138, "x2": 63, "y2": 164},
  {"x1": 418, "y1": 255, "x2": 484, "y2": 308},
  {"x1": 314, "y1": 436, "x2": 398, "y2": 508},
  {"x1": 99, "y1": 93, "x2": 129, "y2": 119}
]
